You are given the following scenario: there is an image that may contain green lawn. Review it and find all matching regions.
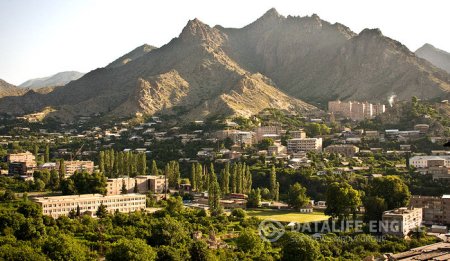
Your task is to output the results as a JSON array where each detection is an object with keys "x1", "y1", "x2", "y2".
[{"x1": 246, "y1": 209, "x2": 329, "y2": 223}]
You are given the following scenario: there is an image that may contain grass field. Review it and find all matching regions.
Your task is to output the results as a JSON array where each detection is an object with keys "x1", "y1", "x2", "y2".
[{"x1": 246, "y1": 209, "x2": 329, "y2": 223}]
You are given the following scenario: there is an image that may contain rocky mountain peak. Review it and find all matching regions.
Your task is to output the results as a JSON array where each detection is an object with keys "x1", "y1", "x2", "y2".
[
  {"x1": 245, "y1": 8, "x2": 285, "y2": 30},
  {"x1": 416, "y1": 43, "x2": 450, "y2": 73},
  {"x1": 261, "y1": 8, "x2": 282, "y2": 19},
  {"x1": 359, "y1": 28, "x2": 383, "y2": 37},
  {"x1": 178, "y1": 18, "x2": 225, "y2": 46}
]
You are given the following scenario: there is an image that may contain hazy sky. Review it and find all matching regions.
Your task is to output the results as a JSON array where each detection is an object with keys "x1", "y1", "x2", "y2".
[{"x1": 1, "y1": 0, "x2": 449, "y2": 85}]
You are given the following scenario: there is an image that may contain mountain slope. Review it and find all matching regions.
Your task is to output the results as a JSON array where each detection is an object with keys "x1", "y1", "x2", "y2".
[
  {"x1": 0, "y1": 18, "x2": 314, "y2": 120},
  {"x1": 1, "y1": 9, "x2": 449, "y2": 120},
  {"x1": 19, "y1": 71, "x2": 84, "y2": 89},
  {"x1": 0, "y1": 79, "x2": 27, "y2": 98},
  {"x1": 219, "y1": 9, "x2": 450, "y2": 104},
  {"x1": 415, "y1": 43, "x2": 450, "y2": 73},
  {"x1": 106, "y1": 44, "x2": 157, "y2": 68}
]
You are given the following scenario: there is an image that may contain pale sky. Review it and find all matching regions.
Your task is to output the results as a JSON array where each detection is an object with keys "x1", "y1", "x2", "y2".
[{"x1": 1, "y1": 0, "x2": 449, "y2": 85}]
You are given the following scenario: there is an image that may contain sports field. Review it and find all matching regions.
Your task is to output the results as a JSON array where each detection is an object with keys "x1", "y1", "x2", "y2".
[{"x1": 246, "y1": 209, "x2": 329, "y2": 223}]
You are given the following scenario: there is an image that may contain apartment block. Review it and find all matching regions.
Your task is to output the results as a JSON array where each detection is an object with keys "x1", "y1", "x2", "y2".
[
  {"x1": 328, "y1": 100, "x2": 386, "y2": 121},
  {"x1": 7, "y1": 151, "x2": 36, "y2": 163},
  {"x1": 287, "y1": 138, "x2": 322, "y2": 153},
  {"x1": 214, "y1": 130, "x2": 255, "y2": 146},
  {"x1": 290, "y1": 129, "x2": 306, "y2": 139},
  {"x1": 324, "y1": 144, "x2": 360, "y2": 157},
  {"x1": 64, "y1": 160, "x2": 94, "y2": 177},
  {"x1": 254, "y1": 126, "x2": 282, "y2": 142},
  {"x1": 32, "y1": 193, "x2": 146, "y2": 218},
  {"x1": 107, "y1": 175, "x2": 167, "y2": 195},
  {"x1": 7, "y1": 151, "x2": 36, "y2": 175},
  {"x1": 410, "y1": 195, "x2": 450, "y2": 225},
  {"x1": 381, "y1": 207, "x2": 422, "y2": 237}
]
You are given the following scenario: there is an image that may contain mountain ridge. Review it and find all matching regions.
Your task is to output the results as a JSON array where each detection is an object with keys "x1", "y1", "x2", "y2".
[
  {"x1": 415, "y1": 43, "x2": 450, "y2": 74},
  {"x1": 19, "y1": 71, "x2": 85, "y2": 89},
  {"x1": 0, "y1": 9, "x2": 449, "y2": 121}
]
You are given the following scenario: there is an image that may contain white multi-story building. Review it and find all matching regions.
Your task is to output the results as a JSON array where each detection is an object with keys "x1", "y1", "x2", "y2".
[
  {"x1": 63, "y1": 160, "x2": 94, "y2": 177},
  {"x1": 328, "y1": 100, "x2": 386, "y2": 121},
  {"x1": 287, "y1": 138, "x2": 322, "y2": 153},
  {"x1": 7, "y1": 151, "x2": 36, "y2": 163},
  {"x1": 107, "y1": 175, "x2": 167, "y2": 195},
  {"x1": 381, "y1": 207, "x2": 422, "y2": 237},
  {"x1": 409, "y1": 156, "x2": 450, "y2": 169},
  {"x1": 214, "y1": 130, "x2": 255, "y2": 146},
  {"x1": 32, "y1": 193, "x2": 146, "y2": 218},
  {"x1": 254, "y1": 126, "x2": 282, "y2": 142},
  {"x1": 290, "y1": 129, "x2": 306, "y2": 139}
]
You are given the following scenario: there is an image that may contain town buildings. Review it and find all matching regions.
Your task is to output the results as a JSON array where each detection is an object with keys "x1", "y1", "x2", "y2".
[
  {"x1": 32, "y1": 193, "x2": 146, "y2": 218},
  {"x1": 410, "y1": 195, "x2": 450, "y2": 225},
  {"x1": 409, "y1": 156, "x2": 450, "y2": 178},
  {"x1": 7, "y1": 151, "x2": 36, "y2": 175},
  {"x1": 324, "y1": 144, "x2": 360, "y2": 157},
  {"x1": 328, "y1": 100, "x2": 386, "y2": 121},
  {"x1": 214, "y1": 130, "x2": 254, "y2": 146},
  {"x1": 287, "y1": 138, "x2": 322, "y2": 153},
  {"x1": 381, "y1": 207, "x2": 422, "y2": 237},
  {"x1": 106, "y1": 175, "x2": 167, "y2": 195},
  {"x1": 64, "y1": 160, "x2": 94, "y2": 177},
  {"x1": 254, "y1": 126, "x2": 282, "y2": 142}
]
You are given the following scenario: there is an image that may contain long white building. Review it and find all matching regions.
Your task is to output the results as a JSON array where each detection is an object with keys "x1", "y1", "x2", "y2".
[
  {"x1": 32, "y1": 193, "x2": 146, "y2": 218},
  {"x1": 287, "y1": 138, "x2": 322, "y2": 153},
  {"x1": 409, "y1": 156, "x2": 450, "y2": 168}
]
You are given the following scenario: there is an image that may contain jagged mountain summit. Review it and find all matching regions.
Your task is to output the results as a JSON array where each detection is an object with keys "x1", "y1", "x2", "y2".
[
  {"x1": 416, "y1": 43, "x2": 450, "y2": 74},
  {"x1": 0, "y1": 79, "x2": 27, "y2": 98},
  {"x1": 0, "y1": 9, "x2": 449, "y2": 121},
  {"x1": 19, "y1": 71, "x2": 85, "y2": 89},
  {"x1": 219, "y1": 8, "x2": 450, "y2": 104}
]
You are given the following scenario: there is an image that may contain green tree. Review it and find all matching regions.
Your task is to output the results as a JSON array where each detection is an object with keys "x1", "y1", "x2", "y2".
[
  {"x1": 0, "y1": 244, "x2": 48, "y2": 261},
  {"x1": 17, "y1": 202, "x2": 42, "y2": 218},
  {"x1": 151, "y1": 160, "x2": 158, "y2": 176},
  {"x1": 208, "y1": 170, "x2": 221, "y2": 214},
  {"x1": 106, "y1": 238, "x2": 156, "y2": 261},
  {"x1": 138, "y1": 153, "x2": 147, "y2": 176},
  {"x1": 231, "y1": 208, "x2": 247, "y2": 219},
  {"x1": 235, "y1": 229, "x2": 264, "y2": 256},
  {"x1": 258, "y1": 138, "x2": 274, "y2": 150},
  {"x1": 58, "y1": 159, "x2": 66, "y2": 180},
  {"x1": 325, "y1": 182, "x2": 361, "y2": 223},
  {"x1": 368, "y1": 176, "x2": 411, "y2": 210},
  {"x1": 190, "y1": 163, "x2": 197, "y2": 191},
  {"x1": 189, "y1": 241, "x2": 213, "y2": 261},
  {"x1": 269, "y1": 166, "x2": 277, "y2": 200},
  {"x1": 156, "y1": 246, "x2": 184, "y2": 261},
  {"x1": 44, "y1": 144, "x2": 50, "y2": 162},
  {"x1": 220, "y1": 163, "x2": 230, "y2": 195},
  {"x1": 363, "y1": 196, "x2": 387, "y2": 223},
  {"x1": 166, "y1": 196, "x2": 184, "y2": 215},
  {"x1": 48, "y1": 169, "x2": 60, "y2": 191},
  {"x1": 134, "y1": 179, "x2": 139, "y2": 193},
  {"x1": 247, "y1": 188, "x2": 261, "y2": 208},
  {"x1": 121, "y1": 180, "x2": 127, "y2": 194},
  {"x1": 96, "y1": 203, "x2": 108, "y2": 218},
  {"x1": 34, "y1": 179, "x2": 46, "y2": 192},
  {"x1": 287, "y1": 183, "x2": 310, "y2": 211},
  {"x1": 61, "y1": 179, "x2": 76, "y2": 195},
  {"x1": 281, "y1": 232, "x2": 321, "y2": 261},
  {"x1": 43, "y1": 234, "x2": 93, "y2": 261},
  {"x1": 1, "y1": 190, "x2": 16, "y2": 201},
  {"x1": 99, "y1": 151, "x2": 105, "y2": 173}
]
